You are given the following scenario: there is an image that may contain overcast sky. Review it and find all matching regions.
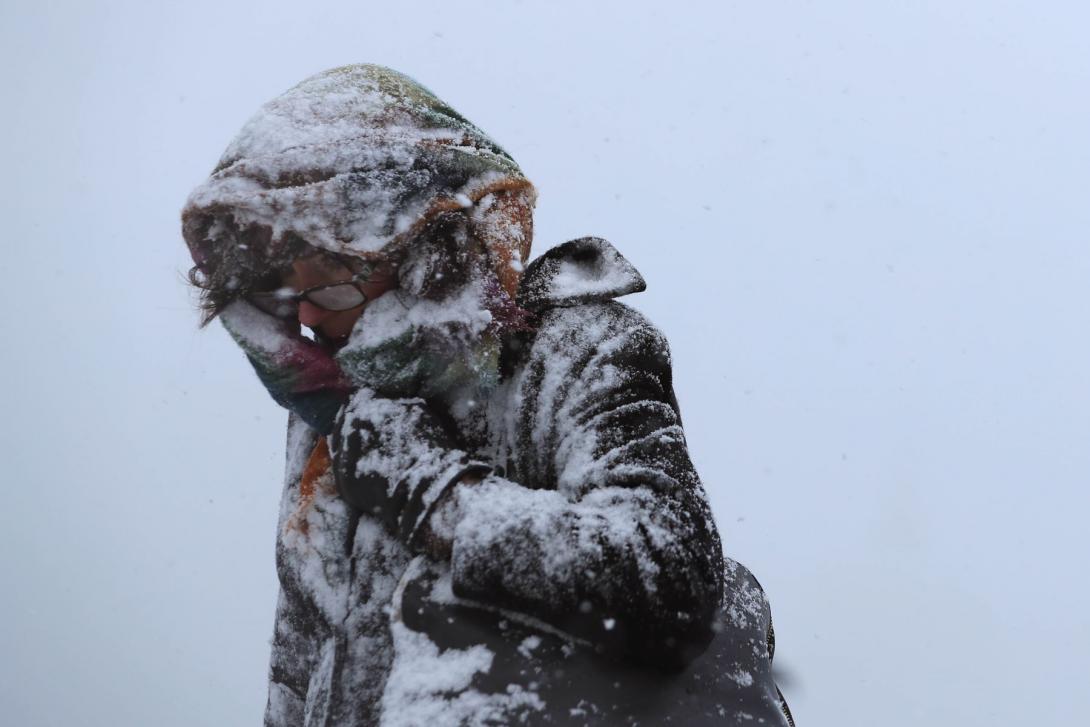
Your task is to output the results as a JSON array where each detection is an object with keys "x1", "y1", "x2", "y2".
[{"x1": 2, "y1": 1, "x2": 1088, "y2": 725}]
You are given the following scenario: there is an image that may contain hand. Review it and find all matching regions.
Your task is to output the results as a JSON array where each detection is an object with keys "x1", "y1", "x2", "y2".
[
  {"x1": 331, "y1": 388, "x2": 490, "y2": 553},
  {"x1": 219, "y1": 300, "x2": 353, "y2": 433}
]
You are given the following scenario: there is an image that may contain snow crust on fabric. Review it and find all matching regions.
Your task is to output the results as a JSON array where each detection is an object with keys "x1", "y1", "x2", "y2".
[
  {"x1": 183, "y1": 65, "x2": 531, "y2": 259},
  {"x1": 516, "y1": 237, "x2": 646, "y2": 312},
  {"x1": 257, "y1": 239, "x2": 789, "y2": 725},
  {"x1": 334, "y1": 280, "x2": 499, "y2": 398},
  {"x1": 382, "y1": 558, "x2": 547, "y2": 727},
  {"x1": 383, "y1": 556, "x2": 791, "y2": 726},
  {"x1": 333, "y1": 387, "x2": 489, "y2": 549},
  {"x1": 265, "y1": 414, "x2": 410, "y2": 726},
  {"x1": 445, "y1": 296, "x2": 725, "y2": 670},
  {"x1": 341, "y1": 283, "x2": 493, "y2": 362}
]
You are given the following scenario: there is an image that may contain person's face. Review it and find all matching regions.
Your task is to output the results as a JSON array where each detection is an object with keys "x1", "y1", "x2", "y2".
[{"x1": 281, "y1": 254, "x2": 397, "y2": 341}]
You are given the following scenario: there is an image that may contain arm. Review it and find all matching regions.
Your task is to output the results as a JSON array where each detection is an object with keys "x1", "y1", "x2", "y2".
[
  {"x1": 448, "y1": 305, "x2": 725, "y2": 670},
  {"x1": 331, "y1": 303, "x2": 725, "y2": 670}
]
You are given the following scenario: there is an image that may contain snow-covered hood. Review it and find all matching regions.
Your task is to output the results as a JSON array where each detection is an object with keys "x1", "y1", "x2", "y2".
[{"x1": 181, "y1": 64, "x2": 535, "y2": 268}]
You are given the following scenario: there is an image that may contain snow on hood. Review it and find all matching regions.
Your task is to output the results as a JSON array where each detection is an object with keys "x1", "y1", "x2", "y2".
[{"x1": 181, "y1": 64, "x2": 535, "y2": 267}]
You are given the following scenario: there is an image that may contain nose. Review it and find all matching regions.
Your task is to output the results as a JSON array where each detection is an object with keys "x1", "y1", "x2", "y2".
[{"x1": 297, "y1": 300, "x2": 328, "y2": 328}]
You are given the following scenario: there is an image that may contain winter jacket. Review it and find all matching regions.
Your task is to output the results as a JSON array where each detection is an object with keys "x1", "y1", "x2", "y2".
[{"x1": 260, "y1": 237, "x2": 791, "y2": 726}]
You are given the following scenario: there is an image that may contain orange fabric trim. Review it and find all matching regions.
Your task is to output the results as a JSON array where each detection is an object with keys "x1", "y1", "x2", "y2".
[
  {"x1": 300, "y1": 437, "x2": 331, "y2": 501},
  {"x1": 286, "y1": 437, "x2": 331, "y2": 536}
]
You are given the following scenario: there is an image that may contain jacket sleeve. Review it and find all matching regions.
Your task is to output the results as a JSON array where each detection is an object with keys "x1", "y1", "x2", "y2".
[{"x1": 449, "y1": 303, "x2": 726, "y2": 671}]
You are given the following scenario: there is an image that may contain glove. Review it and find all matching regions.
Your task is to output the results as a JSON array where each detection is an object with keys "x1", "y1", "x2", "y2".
[
  {"x1": 219, "y1": 300, "x2": 353, "y2": 434},
  {"x1": 331, "y1": 388, "x2": 491, "y2": 553}
]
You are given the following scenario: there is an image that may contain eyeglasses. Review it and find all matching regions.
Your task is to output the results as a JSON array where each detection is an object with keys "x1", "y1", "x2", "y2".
[{"x1": 248, "y1": 264, "x2": 377, "y2": 319}]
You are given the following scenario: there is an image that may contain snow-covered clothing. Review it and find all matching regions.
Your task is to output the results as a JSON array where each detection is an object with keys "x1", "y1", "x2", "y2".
[
  {"x1": 333, "y1": 236, "x2": 723, "y2": 667},
  {"x1": 261, "y1": 238, "x2": 790, "y2": 726},
  {"x1": 182, "y1": 65, "x2": 791, "y2": 726}
]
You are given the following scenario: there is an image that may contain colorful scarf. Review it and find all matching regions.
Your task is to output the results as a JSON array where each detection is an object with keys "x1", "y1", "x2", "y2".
[{"x1": 219, "y1": 301, "x2": 354, "y2": 434}]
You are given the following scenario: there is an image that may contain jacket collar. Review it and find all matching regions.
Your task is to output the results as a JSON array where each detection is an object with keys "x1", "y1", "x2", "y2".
[{"x1": 516, "y1": 237, "x2": 646, "y2": 312}]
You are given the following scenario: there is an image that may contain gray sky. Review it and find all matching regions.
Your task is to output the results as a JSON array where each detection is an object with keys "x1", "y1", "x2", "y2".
[{"x1": 2, "y1": 1, "x2": 1088, "y2": 725}]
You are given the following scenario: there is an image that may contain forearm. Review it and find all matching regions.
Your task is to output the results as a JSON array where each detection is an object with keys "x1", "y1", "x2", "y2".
[{"x1": 448, "y1": 475, "x2": 723, "y2": 669}]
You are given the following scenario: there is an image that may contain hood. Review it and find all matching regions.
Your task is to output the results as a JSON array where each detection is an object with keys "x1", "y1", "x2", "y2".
[{"x1": 182, "y1": 64, "x2": 535, "y2": 276}]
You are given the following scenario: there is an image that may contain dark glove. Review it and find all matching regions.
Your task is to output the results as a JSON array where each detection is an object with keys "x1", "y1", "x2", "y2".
[{"x1": 331, "y1": 388, "x2": 490, "y2": 552}]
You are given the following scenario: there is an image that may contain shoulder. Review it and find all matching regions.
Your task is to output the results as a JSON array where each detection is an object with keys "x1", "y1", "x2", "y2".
[{"x1": 533, "y1": 301, "x2": 670, "y2": 364}]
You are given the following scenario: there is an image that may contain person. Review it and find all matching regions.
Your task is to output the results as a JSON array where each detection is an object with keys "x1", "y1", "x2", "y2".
[{"x1": 183, "y1": 64, "x2": 793, "y2": 726}]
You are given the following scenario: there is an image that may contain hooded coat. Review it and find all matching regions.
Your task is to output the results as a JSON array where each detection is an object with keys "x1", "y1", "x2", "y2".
[{"x1": 183, "y1": 65, "x2": 792, "y2": 727}]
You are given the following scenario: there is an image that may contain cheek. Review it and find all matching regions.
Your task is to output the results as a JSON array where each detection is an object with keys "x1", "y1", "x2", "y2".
[
  {"x1": 335, "y1": 305, "x2": 367, "y2": 329},
  {"x1": 297, "y1": 300, "x2": 330, "y2": 327}
]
